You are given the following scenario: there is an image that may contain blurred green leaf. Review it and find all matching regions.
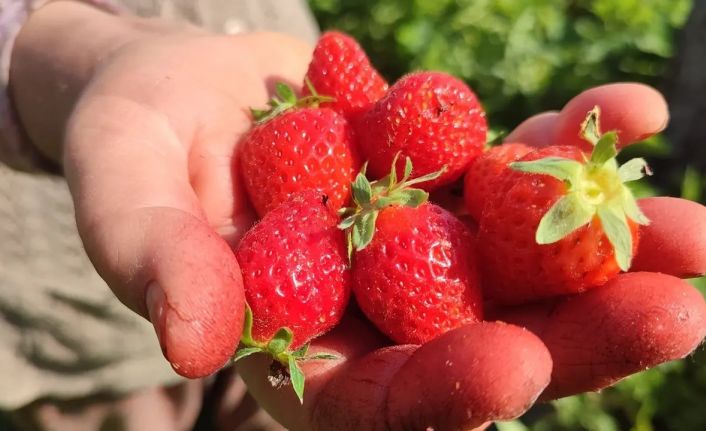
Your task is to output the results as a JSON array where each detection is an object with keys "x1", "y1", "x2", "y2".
[
  {"x1": 681, "y1": 166, "x2": 703, "y2": 202},
  {"x1": 310, "y1": 0, "x2": 691, "y2": 131},
  {"x1": 496, "y1": 421, "x2": 531, "y2": 431}
]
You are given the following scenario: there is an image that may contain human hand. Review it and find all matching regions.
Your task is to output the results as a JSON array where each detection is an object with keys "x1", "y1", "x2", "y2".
[
  {"x1": 62, "y1": 31, "x2": 319, "y2": 378},
  {"x1": 236, "y1": 83, "x2": 706, "y2": 431},
  {"x1": 12, "y1": 2, "x2": 314, "y2": 378},
  {"x1": 12, "y1": 4, "x2": 705, "y2": 429}
]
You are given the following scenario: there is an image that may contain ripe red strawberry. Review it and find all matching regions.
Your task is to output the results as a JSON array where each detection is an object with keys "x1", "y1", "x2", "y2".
[
  {"x1": 303, "y1": 31, "x2": 388, "y2": 121},
  {"x1": 358, "y1": 71, "x2": 487, "y2": 191},
  {"x1": 240, "y1": 84, "x2": 360, "y2": 217},
  {"x1": 464, "y1": 143, "x2": 533, "y2": 221},
  {"x1": 339, "y1": 158, "x2": 483, "y2": 344},
  {"x1": 477, "y1": 107, "x2": 649, "y2": 305},
  {"x1": 234, "y1": 191, "x2": 350, "y2": 401}
]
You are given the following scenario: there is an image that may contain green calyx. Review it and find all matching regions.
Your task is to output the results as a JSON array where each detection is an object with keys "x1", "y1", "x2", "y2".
[
  {"x1": 250, "y1": 79, "x2": 335, "y2": 124},
  {"x1": 509, "y1": 106, "x2": 651, "y2": 271},
  {"x1": 338, "y1": 154, "x2": 446, "y2": 256},
  {"x1": 233, "y1": 306, "x2": 337, "y2": 404}
]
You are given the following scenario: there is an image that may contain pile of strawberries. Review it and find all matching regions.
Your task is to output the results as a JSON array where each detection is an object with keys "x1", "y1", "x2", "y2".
[{"x1": 231, "y1": 31, "x2": 692, "y2": 401}]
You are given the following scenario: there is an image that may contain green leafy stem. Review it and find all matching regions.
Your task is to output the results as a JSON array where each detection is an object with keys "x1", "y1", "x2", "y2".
[
  {"x1": 233, "y1": 305, "x2": 337, "y2": 403},
  {"x1": 338, "y1": 154, "x2": 446, "y2": 257},
  {"x1": 250, "y1": 79, "x2": 335, "y2": 124},
  {"x1": 510, "y1": 105, "x2": 651, "y2": 271}
]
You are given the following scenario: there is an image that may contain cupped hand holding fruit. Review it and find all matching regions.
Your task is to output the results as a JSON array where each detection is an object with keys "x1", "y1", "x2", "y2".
[
  {"x1": 234, "y1": 74, "x2": 706, "y2": 430},
  {"x1": 57, "y1": 26, "x2": 549, "y2": 429},
  {"x1": 56, "y1": 17, "x2": 706, "y2": 430}
]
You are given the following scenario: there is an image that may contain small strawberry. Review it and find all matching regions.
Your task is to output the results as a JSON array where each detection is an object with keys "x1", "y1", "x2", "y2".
[
  {"x1": 358, "y1": 71, "x2": 487, "y2": 191},
  {"x1": 240, "y1": 83, "x2": 360, "y2": 217},
  {"x1": 303, "y1": 31, "x2": 388, "y2": 121},
  {"x1": 464, "y1": 142, "x2": 533, "y2": 221},
  {"x1": 478, "y1": 107, "x2": 650, "y2": 305},
  {"x1": 234, "y1": 191, "x2": 350, "y2": 402},
  {"x1": 339, "y1": 157, "x2": 483, "y2": 344}
]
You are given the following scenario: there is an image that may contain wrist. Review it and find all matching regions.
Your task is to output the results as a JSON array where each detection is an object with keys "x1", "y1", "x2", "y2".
[{"x1": 9, "y1": 1, "x2": 165, "y2": 164}]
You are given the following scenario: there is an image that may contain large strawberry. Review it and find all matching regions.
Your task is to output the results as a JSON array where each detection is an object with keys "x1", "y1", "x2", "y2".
[
  {"x1": 234, "y1": 190, "x2": 350, "y2": 402},
  {"x1": 339, "y1": 158, "x2": 483, "y2": 344},
  {"x1": 303, "y1": 31, "x2": 388, "y2": 121},
  {"x1": 478, "y1": 107, "x2": 650, "y2": 305},
  {"x1": 464, "y1": 142, "x2": 533, "y2": 221},
  {"x1": 358, "y1": 71, "x2": 487, "y2": 191},
  {"x1": 240, "y1": 83, "x2": 360, "y2": 217}
]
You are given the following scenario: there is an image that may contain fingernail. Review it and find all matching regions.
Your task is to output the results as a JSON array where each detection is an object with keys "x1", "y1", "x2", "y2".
[{"x1": 146, "y1": 282, "x2": 167, "y2": 355}]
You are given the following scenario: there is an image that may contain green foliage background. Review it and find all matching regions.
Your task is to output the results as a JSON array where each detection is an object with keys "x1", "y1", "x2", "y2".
[
  {"x1": 309, "y1": 1, "x2": 705, "y2": 430},
  {"x1": 309, "y1": 0, "x2": 691, "y2": 132}
]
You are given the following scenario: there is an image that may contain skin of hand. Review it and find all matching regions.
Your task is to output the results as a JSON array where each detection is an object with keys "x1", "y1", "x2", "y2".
[
  {"x1": 12, "y1": 1, "x2": 311, "y2": 378},
  {"x1": 10, "y1": 2, "x2": 706, "y2": 430}
]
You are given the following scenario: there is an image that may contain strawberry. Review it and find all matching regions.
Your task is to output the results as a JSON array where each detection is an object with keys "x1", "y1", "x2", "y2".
[
  {"x1": 240, "y1": 83, "x2": 360, "y2": 217},
  {"x1": 339, "y1": 157, "x2": 483, "y2": 344},
  {"x1": 303, "y1": 31, "x2": 388, "y2": 121},
  {"x1": 477, "y1": 107, "x2": 650, "y2": 305},
  {"x1": 357, "y1": 71, "x2": 487, "y2": 191},
  {"x1": 234, "y1": 190, "x2": 350, "y2": 402},
  {"x1": 464, "y1": 142, "x2": 533, "y2": 221}
]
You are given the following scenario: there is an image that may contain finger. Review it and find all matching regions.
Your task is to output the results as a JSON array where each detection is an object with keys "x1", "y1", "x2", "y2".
[
  {"x1": 65, "y1": 94, "x2": 244, "y2": 378},
  {"x1": 312, "y1": 344, "x2": 492, "y2": 431},
  {"x1": 485, "y1": 300, "x2": 558, "y2": 337},
  {"x1": 313, "y1": 323, "x2": 550, "y2": 431},
  {"x1": 385, "y1": 322, "x2": 551, "y2": 431},
  {"x1": 311, "y1": 345, "x2": 415, "y2": 431},
  {"x1": 64, "y1": 33, "x2": 314, "y2": 378},
  {"x1": 632, "y1": 197, "x2": 706, "y2": 277},
  {"x1": 236, "y1": 314, "x2": 389, "y2": 431},
  {"x1": 493, "y1": 272, "x2": 706, "y2": 400},
  {"x1": 241, "y1": 320, "x2": 550, "y2": 431},
  {"x1": 552, "y1": 83, "x2": 668, "y2": 151},
  {"x1": 504, "y1": 111, "x2": 559, "y2": 147}
]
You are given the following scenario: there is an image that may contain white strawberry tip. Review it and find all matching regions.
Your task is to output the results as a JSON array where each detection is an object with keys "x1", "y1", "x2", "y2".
[
  {"x1": 509, "y1": 105, "x2": 651, "y2": 271},
  {"x1": 249, "y1": 79, "x2": 336, "y2": 124},
  {"x1": 338, "y1": 153, "x2": 447, "y2": 256},
  {"x1": 232, "y1": 305, "x2": 337, "y2": 404}
]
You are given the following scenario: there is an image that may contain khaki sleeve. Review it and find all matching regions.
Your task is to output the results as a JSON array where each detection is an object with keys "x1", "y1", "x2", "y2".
[{"x1": 114, "y1": 0, "x2": 320, "y2": 43}]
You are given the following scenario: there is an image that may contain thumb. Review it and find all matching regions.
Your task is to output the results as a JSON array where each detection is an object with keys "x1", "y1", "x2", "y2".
[{"x1": 65, "y1": 95, "x2": 244, "y2": 378}]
